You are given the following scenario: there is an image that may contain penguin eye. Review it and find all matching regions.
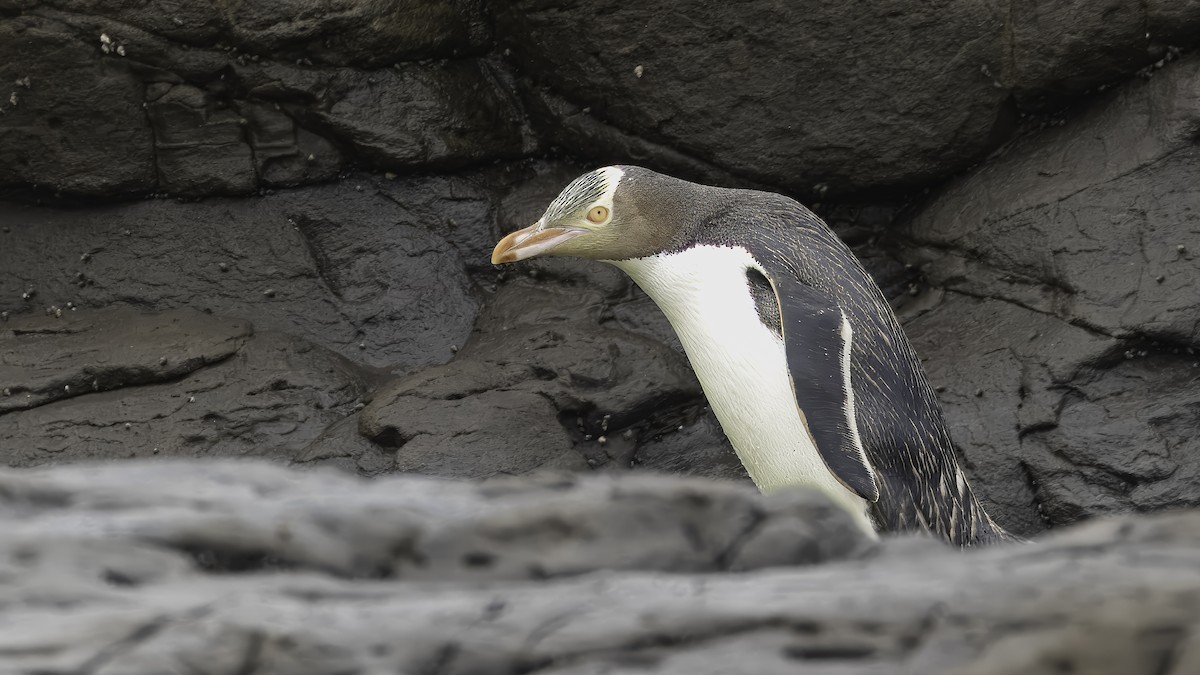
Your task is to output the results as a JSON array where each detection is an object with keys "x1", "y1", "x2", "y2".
[{"x1": 586, "y1": 205, "x2": 610, "y2": 223}]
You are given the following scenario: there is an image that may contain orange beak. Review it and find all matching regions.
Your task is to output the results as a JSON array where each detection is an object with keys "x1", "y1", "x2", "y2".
[{"x1": 491, "y1": 222, "x2": 587, "y2": 264}]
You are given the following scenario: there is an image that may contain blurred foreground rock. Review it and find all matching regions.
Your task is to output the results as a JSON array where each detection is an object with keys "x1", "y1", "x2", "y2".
[{"x1": 0, "y1": 460, "x2": 1198, "y2": 675}]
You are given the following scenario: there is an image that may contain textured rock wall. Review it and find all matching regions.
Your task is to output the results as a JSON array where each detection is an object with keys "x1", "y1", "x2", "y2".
[{"x1": 3, "y1": 0, "x2": 1200, "y2": 544}]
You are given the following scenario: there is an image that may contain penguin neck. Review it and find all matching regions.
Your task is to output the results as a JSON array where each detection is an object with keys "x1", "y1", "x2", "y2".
[{"x1": 608, "y1": 246, "x2": 877, "y2": 537}]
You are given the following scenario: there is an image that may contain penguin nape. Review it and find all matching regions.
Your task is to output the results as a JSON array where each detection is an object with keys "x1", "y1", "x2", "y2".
[{"x1": 491, "y1": 166, "x2": 1017, "y2": 546}]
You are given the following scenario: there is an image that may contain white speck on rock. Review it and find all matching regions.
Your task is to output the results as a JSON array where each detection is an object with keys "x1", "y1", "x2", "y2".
[{"x1": 634, "y1": 65, "x2": 644, "y2": 78}]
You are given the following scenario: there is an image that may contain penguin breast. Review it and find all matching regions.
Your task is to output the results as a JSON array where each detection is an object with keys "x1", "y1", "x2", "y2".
[{"x1": 609, "y1": 245, "x2": 874, "y2": 534}]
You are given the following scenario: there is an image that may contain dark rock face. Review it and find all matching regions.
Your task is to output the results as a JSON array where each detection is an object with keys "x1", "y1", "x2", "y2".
[
  {"x1": 1, "y1": 460, "x2": 1198, "y2": 675},
  {"x1": 494, "y1": 0, "x2": 1200, "y2": 197},
  {"x1": 0, "y1": 306, "x2": 250, "y2": 413},
  {"x1": 0, "y1": 179, "x2": 479, "y2": 370},
  {"x1": 0, "y1": 2, "x2": 517, "y2": 197},
  {"x1": 4, "y1": 2, "x2": 1200, "y2": 666},
  {"x1": 2, "y1": 0, "x2": 1199, "y2": 556},
  {"x1": 900, "y1": 54, "x2": 1200, "y2": 534},
  {"x1": 0, "y1": 309, "x2": 367, "y2": 466},
  {"x1": 357, "y1": 279, "x2": 705, "y2": 478},
  {"x1": 0, "y1": 15, "x2": 156, "y2": 195}
]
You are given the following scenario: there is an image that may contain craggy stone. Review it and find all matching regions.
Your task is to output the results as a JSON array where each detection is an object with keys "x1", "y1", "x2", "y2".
[
  {"x1": 0, "y1": 179, "x2": 478, "y2": 370},
  {"x1": 1006, "y1": 0, "x2": 1149, "y2": 109},
  {"x1": 0, "y1": 15, "x2": 156, "y2": 195},
  {"x1": 146, "y1": 83, "x2": 258, "y2": 196},
  {"x1": 360, "y1": 279, "x2": 703, "y2": 478},
  {"x1": 238, "y1": 60, "x2": 528, "y2": 172},
  {"x1": 1148, "y1": 0, "x2": 1200, "y2": 47},
  {"x1": 495, "y1": 0, "x2": 1012, "y2": 197},
  {"x1": 0, "y1": 329, "x2": 366, "y2": 467},
  {"x1": 241, "y1": 100, "x2": 344, "y2": 188},
  {"x1": 900, "y1": 55, "x2": 1200, "y2": 535},
  {"x1": 1, "y1": 460, "x2": 1199, "y2": 675},
  {"x1": 905, "y1": 55, "x2": 1200, "y2": 342},
  {"x1": 633, "y1": 408, "x2": 746, "y2": 483},
  {"x1": 0, "y1": 5, "x2": 515, "y2": 197},
  {"x1": 0, "y1": 306, "x2": 250, "y2": 413},
  {"x1": 904, "y1": 292, "x2": 1118, "y2": 536},
  {"x1": 1025, "y1": 351, "x2": 1200, "y2": 524},
  {"x1": 497, "y1": 0, "x2": 1200, "y2": 197},
  {"x1": 293, "y1": 413, "x2": 398, "y2": 476},
  {"x1": 3, "y1": 0, "x2": 491, "y2": 66}
]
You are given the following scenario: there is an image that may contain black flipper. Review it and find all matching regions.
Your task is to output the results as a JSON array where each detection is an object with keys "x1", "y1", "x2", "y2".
[{"x1": 752, "y1": 262, "x2": 880, "y2": 502}]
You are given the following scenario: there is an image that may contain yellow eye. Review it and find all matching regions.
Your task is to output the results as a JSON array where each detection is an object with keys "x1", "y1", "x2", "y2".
[{"x1": 586, "y1": 205, "x2": 610, "y2": 223}]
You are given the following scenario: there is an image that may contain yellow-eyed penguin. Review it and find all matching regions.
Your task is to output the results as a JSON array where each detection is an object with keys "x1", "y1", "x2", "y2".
[{"x1": 491, "y1": 166, "x2": 1015, "y2": 546}]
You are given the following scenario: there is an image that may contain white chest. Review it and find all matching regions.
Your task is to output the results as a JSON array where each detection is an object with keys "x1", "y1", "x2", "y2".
[{"x1": 610, "y1": 246, "x2": 874, "y2": 533}]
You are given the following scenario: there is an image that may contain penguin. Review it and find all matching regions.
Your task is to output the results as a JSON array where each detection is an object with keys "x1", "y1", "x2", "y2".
[{"x1": 491, "y1": 166, "x2": 1016, "y2": 545}]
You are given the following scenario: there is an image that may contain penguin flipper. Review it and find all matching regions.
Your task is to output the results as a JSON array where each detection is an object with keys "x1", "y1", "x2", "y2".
[{"x1": 761, "y1": 267, "x2": 880, "y2": 503}]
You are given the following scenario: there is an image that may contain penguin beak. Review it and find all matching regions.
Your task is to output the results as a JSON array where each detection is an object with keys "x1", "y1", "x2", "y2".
[{"x1": 491, "y1": 221, "x2": 587, "y2": 264}]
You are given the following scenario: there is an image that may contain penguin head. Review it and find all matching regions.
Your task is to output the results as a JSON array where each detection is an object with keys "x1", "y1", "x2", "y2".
[{"x1": 491, "y1": 166, "x2": 697, "y2": 264}]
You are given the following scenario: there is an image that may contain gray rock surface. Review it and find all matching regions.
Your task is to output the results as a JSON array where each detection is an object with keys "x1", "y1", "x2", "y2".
[
  {"x1": 0, "y1": 306, "x2": 250, "y2": 413},
  {"x1": 0, "y1": 309, "x2": 367, "y2": 466},
  {"x1": 0, "y1": 460, "x2": 1198, "y2": 675},
  {"x1": 495, "y1": 0, "x2": 1200, "y2": 197},
  {"x1": 0, "y1": 179, "x2": 478, "y2": 370},
  {"x1": 358, "y1": 279, "x2": 704, "y2": 478},
  {"x1": 0, "y1": 3, "x2": 518, "y2": 196},
  {"x1": 6, "y1": 1, "x2": 1200, "y2": 198},
  {"x1": 899, "y1": 55, "x2": 1200, "y2": 534},
  {"x1": 2, "y1": 0, "x2": 1200, "y2": 553},
  {"x1": 0, "y1": 14, "x2": 156, "y2": 195},
  {"x1": 3, "y1": 6, "x2": 1200, "y2": 668}
]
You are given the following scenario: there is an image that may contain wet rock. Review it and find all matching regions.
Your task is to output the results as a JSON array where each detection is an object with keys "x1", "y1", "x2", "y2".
[
  {"x1": 371, "y1": 161, "x2": 538, "y2": 273},
  {"x1": 0, "y1": 306, "x2": 250, "y2": 413},
  {"x1": 294, "y1": 413, "x2": 397, "y2": 477},
  {"x1": 0, "y1": 328, "x2": 366, "y2": 467},
  {"x1": 240, "y1": 59, "x2": 528, "y2": 171},
  {"x1": 0, "y1": 15, "x2": 156, "y2": 195},
  {"x1": 146, "y1": 83, "x2": 258, "y2": 196},
  {"x1": 900, "y1": 55, "x2": 1200, "y2": 535},
  {"x1": 518, "y1": 87, "x2": 758, "y2": 191},
  {"x1": 11, "y1": 0, "x2": 490, "y2": 67},
  {"x1": 905, "y1": 55, "x2": 1200, "y2": 342},
  {"x1": 0, "y1": 179, "x2": 478, "y2": 370},
  {"x1": 1, "y1": 460, "x2": 1199, "y2": 674},
  {"x1": 497, "y1": 1, "x2": 1200, "y2": 197},
  {"x1": 360, "y1": 278, "x2": 706, "y2": 478},
  {"x1": 1007, "y1": 0, "x2": 1148, "y2": 109},
  {"x1": 633, "y1": 408, "x2": 746, "y2": 483},
  {"x1": 1026, "y1": 351, "x2": 1200, "y2": 524},
  {"x1": 904, "y1": 293, "x2": 1117, "y2": 535},
  {"x1": 1148, "y1": 0, "x2": 1200, "y2": 46},
  {"x1": 242, "y1": 101, "x2": 343, "y2": 188},
  {"x1": 0, "y1": 6, "x2": 515, "y2": 198},
  {"x1": 495, "y1": 0, "x2": 1011, "y2": 197}
]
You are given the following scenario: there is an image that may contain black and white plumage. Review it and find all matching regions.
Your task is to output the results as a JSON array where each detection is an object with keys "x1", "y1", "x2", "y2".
[{"x1": 492, "y1": 166, "x2": 1016, "y2": 546}]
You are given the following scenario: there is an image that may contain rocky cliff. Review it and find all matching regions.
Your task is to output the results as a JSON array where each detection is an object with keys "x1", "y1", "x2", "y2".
[{"x1": 2, "y1": 2, "x2": 1199, "y2": 670}]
